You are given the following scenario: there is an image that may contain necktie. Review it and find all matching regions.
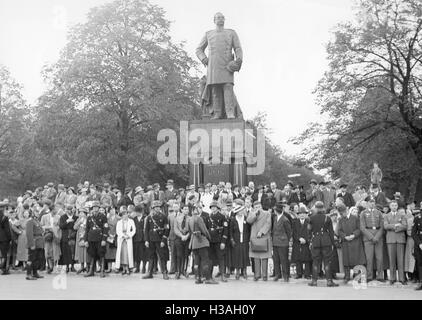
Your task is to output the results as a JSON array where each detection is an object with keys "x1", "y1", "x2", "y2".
[{"x1": 182, "y1": 215, "x2": 186, "y2": 229}]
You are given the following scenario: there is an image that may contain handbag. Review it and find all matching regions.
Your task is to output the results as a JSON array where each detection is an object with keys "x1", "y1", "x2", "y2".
[
  {"x1": 107, "y1": 234, "x2": 117, "y2": 248},
  {"x1": 43, "y1": 230, "x2": 54, "y2": 242},
  {"x1": 250, "y1": 237, "x2": 268, "y2": 252}
]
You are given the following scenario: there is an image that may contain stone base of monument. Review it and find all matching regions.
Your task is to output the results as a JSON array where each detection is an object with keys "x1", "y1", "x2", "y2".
[{"x1": 188, "y1": 119, "x2": 255, "y2": 187}]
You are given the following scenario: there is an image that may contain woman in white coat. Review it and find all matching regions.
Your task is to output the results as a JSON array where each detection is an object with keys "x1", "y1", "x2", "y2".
[{"x1": 115, "y1": 208, "x2": 136, "y2": 275}]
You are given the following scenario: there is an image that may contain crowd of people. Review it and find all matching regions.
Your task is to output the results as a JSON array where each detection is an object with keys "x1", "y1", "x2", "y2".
[{"x1": 0, "y1": 178, "x2": 421, "y2": 290}]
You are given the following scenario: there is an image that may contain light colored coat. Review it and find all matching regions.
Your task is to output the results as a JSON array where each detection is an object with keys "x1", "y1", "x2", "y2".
[
  {"x1": 247, "y1": 209, "x2": 272, "y2": 259},
  {"x1": 115, "y1": 218, "x2": 136, "y2": 269},
  {"x1": 384, "y1": 211, "x2": 407, "y2": 244}
]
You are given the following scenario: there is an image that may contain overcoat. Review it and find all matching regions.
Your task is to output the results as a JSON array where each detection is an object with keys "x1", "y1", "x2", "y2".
[
  {"x1": 196, "y1": 29, "x2": 243, "y2": 85},
  {"x1": 291, "y1": 218, "x2": 312, "y2": 262},
  {"x1": 115, "y1": 218, "x2": 136, "y2": 269},
  {"x1": 246, "y1": 209, "x2": 272, "y2": 259},
  {"x1": 338, "y1": 215, "x2": 366, "y2": 267}
]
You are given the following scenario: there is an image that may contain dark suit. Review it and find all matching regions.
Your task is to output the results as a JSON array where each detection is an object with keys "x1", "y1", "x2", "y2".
[
  {"x1": 272, "y1": 213, "x2": 292, "y2": 280},
  {"x1": 133, "y1": 214, "x2": 147, "y2": 268},
  {"x1": 411, "y1": 214, "x2": 422, "y2": 280},
  {"x1": 336, "y1": 192, "x2": 355, "y2": 208},
  {"x1": 0, "y1": 213, "x2": 11, "y2": 258}
]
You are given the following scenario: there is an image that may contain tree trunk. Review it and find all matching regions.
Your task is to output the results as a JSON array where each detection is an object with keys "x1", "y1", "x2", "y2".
[{"x1": 116, "y1": 110, "x2": 130, "y2": 192}]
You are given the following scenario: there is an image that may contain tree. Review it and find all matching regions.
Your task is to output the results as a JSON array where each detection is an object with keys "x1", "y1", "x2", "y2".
[
  {"x1": 248, "y1": 112, "x2": 321, "y2": 187},
  {"x1": 41, "y1": 0, "x2": 198, "y2": 190},
  {"x1": 294, "y1": 0, "x2": 422, "y2": 201}
]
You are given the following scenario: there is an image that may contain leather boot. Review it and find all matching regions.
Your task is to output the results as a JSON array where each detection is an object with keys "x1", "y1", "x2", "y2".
[
  {"x1": 344, "y1": 267, "x2": 350, "y2": 284},
  {"x1": 100, "y1": 258, "x2": 106, "y2": 278},
  {"x1": 325, "y1": 265, "x2": 338, "y2": 287},
  {"x1": 26, "y1": 262, "x2": 36, "y2": 280},
  {"x1": 142, "y1": 260, "x2": 154, "y2": 279},
  {"x1": 219, "y1": 265, "x2": 227, "y2": 282},
  {"x1": 33, "y1": 269, "x2": 44, "y2": 279},
  {"x1": 84, "y1": 260, "x2": 95, "y2": 277},
  {"x1": 194, "y1": 266, "x2": 203, "y2": 284},
  {"x1": 308, "y1": 264, "x2": 319, "y2": 286}
]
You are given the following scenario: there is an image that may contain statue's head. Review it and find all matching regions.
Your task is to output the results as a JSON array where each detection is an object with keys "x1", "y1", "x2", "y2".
[{"x1": 214, "y1": 12, "x2": 225, "y2": 27}]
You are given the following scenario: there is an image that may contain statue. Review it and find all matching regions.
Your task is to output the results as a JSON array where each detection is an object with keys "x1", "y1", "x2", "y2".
[{"x1": 196, "y1": 12, "x2": 243, "y2": 120}]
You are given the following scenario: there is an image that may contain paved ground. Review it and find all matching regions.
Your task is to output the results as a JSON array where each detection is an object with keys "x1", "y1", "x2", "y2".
[{"x1": 0, "y1": 270, "x2": 421, "y2": 300}]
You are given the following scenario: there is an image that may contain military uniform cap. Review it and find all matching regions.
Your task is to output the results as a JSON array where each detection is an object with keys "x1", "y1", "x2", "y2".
[
  {"x1": 210, "y1": 201, "x2": 220, "y2": 209},
  {"x1": 152, "y1": 200, "x2": 162, "y2": 208},
  {"x1": 314, "y1": 201, "x2": 325, "y2": 209},
  {"x1": 92, "y1": 201, "x2": 101, "y2": 208}
]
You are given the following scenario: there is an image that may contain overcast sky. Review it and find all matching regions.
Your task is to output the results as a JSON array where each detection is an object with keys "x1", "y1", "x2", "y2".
[{"x1": 0, "y1": 0, "x2": 355, "y2": 156}]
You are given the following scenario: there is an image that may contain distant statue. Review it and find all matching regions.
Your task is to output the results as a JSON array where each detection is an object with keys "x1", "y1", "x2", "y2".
[
  {"x1": 370, "y1": 162, "x2": 383, "y2": 185},
  {"x1": 196, "y1": 12, "x2": 243, "y2": 120}
]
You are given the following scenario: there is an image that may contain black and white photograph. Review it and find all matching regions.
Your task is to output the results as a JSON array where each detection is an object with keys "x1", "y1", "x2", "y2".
[{"x1": 0, "y1": 0, "x2": 422, "y2": 306}]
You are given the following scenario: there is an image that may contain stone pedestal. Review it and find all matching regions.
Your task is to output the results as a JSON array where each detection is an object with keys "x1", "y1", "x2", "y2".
[{"x1": 188, "y1": 119, "x2": 254, "y2": 187}]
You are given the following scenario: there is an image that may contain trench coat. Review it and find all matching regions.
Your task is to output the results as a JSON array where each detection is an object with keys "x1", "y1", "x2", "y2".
[
  {"x1": 338, "y1": 215, "x2": 366, "y2": 267},
  {"x1": 196, "y1": 28, "x2": 243, "y2": 85},
  {"x1": 16, "y1": 218, "x2": 28, "y2": 261},
  {"x1": 246, "y1": 209, "x2": 272, "y2": 259},
  {"x1": 115, "y1": 218, "x2": 136, "y2": 269}
]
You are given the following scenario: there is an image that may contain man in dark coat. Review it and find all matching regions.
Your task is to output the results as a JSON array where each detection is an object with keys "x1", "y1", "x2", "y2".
[
  {"x1": 0, "y1": 203, "x2": 11, "y2": 275},
  {"x1": 291, "y1": 206, "x2": 312, "y2": 279},
  {"x1": 366, "y1": 184, "x2": 388, "y2": 211},
  {"x1": 25, "y1": 208, "x2": 45, "y2": 280},
  {"x1": 337, "y1": 204, "x2": 366, "y2": 283},
  {"x1": 272, "y1": 202, "x2": 292, "y2": 282},
  {"x1": 336, "y1": 184, "x2": 355, "y2": 208},
  {"x1": 132, "y1": 204, "x2": 147, "y2": 273},
  {"x1": 59, "y1": 205, "x2": 77, "y2": 272},
  {"x1": 412, "y1": 211, "x2": 422, "y2": 290},
  {"x1": 308, "y1": 201, "x2": 339, "y2": 287}
]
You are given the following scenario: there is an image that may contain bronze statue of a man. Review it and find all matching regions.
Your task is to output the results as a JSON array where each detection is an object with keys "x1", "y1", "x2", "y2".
[{"x1": 196, "y1": 12, "x2": 243, "y2": 120}]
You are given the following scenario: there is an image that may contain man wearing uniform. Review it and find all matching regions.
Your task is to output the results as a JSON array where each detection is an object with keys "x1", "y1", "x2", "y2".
[
  {"x1": 208, "y1": 201, "x2": 229, "y2": 282},
  {"x1": 308, "y1": 201, "x2": 339, "y2": 287},
  {"x1": 143, "y1": 201, "x2": 170, "y2": 280},
  {"x1": 360, "y1": 198, "x2": 385, "y2": 282},
  {"x1": 84, "y1": 201, "x2": 109, "y2": 278},
  {"x1": 412, "y1": 211, "x2": 422, "y2": 290},
  {"x1": 25, "y1": 207, "x2": 45, "y2": 280}
]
